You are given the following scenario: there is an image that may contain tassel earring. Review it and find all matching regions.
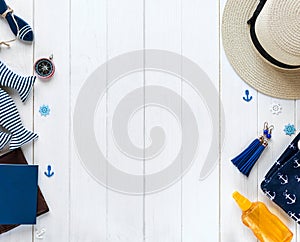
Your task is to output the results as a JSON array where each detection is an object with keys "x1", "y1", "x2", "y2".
[{"x1": 231, "y1": 122, "x2": 273, "y2": 176}]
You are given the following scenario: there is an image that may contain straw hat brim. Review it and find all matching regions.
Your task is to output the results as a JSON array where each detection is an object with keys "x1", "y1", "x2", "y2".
[{"x1": 222, "y1": 0, "x2": 300, "y2": 100}]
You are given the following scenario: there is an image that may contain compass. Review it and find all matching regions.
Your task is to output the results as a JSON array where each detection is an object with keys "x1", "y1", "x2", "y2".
[{"x1": 34, "y1": 55, "x2": 55, "y2": 79}]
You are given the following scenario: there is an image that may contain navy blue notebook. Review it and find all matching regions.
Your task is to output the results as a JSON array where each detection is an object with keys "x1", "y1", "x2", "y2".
[{"x1": 0, "y1": 164, "x2": 38, "y2": 224}]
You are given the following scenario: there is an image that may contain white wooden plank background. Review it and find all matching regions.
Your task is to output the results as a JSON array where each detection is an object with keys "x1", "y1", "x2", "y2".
[{"x1": 0, "y1": 0, "x2": 298, "y2": 241}]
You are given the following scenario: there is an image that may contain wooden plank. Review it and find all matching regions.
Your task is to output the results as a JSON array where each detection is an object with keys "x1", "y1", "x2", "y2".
[
  {"x1": 181, "y1": 0, "x2": 220, "y2": 241},
  {"x1": 220, "y1": 55, "x2": 258, "y2": 242},
  {"x1": 105, "y1": 0, "x2": 144, "y2": 241},
  {"x1": 70, "y1": 0, "x2": 108, "y2": 241},
  {"x1": 144, "y1": 0, "x2": 182, "y2": 241},
  {"x1": 33, "y1": 0, "x2": 71, "y2": 241}
]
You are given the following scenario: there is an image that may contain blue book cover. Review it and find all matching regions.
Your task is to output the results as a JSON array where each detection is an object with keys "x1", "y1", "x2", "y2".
[{"x1": 0, "y1": 164, "x2": 38, "y2": 224}]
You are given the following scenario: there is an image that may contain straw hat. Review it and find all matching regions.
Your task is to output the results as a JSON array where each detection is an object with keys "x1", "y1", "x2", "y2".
[{"x1": 222, "y1": 0, "x2": 300, "y2": 99}]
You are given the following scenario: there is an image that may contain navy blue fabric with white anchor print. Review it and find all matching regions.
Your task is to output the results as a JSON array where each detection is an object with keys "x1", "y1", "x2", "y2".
[{"x1": 261, "y1": 132, "x2": 300, "y2": 224}]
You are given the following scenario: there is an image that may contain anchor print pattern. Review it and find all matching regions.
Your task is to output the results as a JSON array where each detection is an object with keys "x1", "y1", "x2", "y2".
[
  {"x1": 288, "y1": 212, "x2": 300, "y2": 224},
  {"x1": 289, "y1": 143, "x2": 297, "y2": 150},
  {"x1": 294, "y1": 159, "x2": 300, "y2": 168},
  {"x1": 283, "y1": 190, "x2": 297, "y2": 204},
  {"x1": 261, "y1": 132, "x2": 300, "y2": 225},
  {"x1": 263, "y1": 189, "x2": 276, "y2": 200},
  {"x1": 278, "y1": 173, "x2": 288, "y2": 185}
]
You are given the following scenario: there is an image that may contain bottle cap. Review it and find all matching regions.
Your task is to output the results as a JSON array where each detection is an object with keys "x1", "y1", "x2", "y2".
[{"x1": 232, "y1": 191, "x2": 252, "y2": 211}]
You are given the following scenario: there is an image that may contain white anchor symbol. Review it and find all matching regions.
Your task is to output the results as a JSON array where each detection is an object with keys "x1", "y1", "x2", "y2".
[
  {"x1": 290, "y1": 143, "x2": 296, "y2": 150},
  {"x1": 283, "y1": 190, "x2": 297, "y2": 204},
  {"x1": 295, "y1": 175, "x2": 300, "y2": 182},
  {"x1": 278, "y1": 173, "x2": 289, "y2": 184},
  {"x1": 264, "y1": 190, "x2": 276, "y2": 200},
  {"x1": 36, "y1": 228, "x2": 46, "y2": 239},
  {"x1": 294, "y1": 159, "x2": 300, "y2": 168},
  {"x1": 288, "y1": 211, "x2": 300, "y2": 223}
]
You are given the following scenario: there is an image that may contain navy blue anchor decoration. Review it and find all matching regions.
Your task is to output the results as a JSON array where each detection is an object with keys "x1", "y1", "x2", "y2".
[
  {"x1": 44, "y1": 165, "x2": 54, "y2": 178},
  {"x1": 261, "y1": 132, "x2": 300, "y2": 224},
  {"x1": 243, "y1": 90, "x2": 253, "y2": 102}
]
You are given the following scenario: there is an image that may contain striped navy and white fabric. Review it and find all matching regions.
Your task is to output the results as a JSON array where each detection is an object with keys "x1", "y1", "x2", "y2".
[
  {"x1": 0, "y1": 88, "x2": 38, "y2": 150},
  {"x1": 18, "y1": 25, "x2": 32, "y2": 41},
  {"x1": 0, "y1": 130, "x2": 11, "y2": 150},
  {"x1": 0, "y1": 61, "x2": 36, "y2": 102}
]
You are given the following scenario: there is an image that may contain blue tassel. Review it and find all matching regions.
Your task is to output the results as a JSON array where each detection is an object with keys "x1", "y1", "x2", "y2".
[
  {"x1": 231, "y1": 122, "x2": 273, "y2": 177},
  {"x1": 231, "y1": 138, "x2": 261, "y2": 167},
  {"x1": 239, "y1": 144, "x2": 266, "y2": 176}
]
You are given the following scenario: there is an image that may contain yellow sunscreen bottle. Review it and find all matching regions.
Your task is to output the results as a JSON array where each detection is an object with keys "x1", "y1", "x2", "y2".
[{"x1": 232, "y1": 191, "x2": 293, "y2": 242}]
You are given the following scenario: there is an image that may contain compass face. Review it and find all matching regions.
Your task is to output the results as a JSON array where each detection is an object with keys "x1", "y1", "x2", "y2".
[{"x1": 34, "y1": 58, "x2": 55, "y2": 79}]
